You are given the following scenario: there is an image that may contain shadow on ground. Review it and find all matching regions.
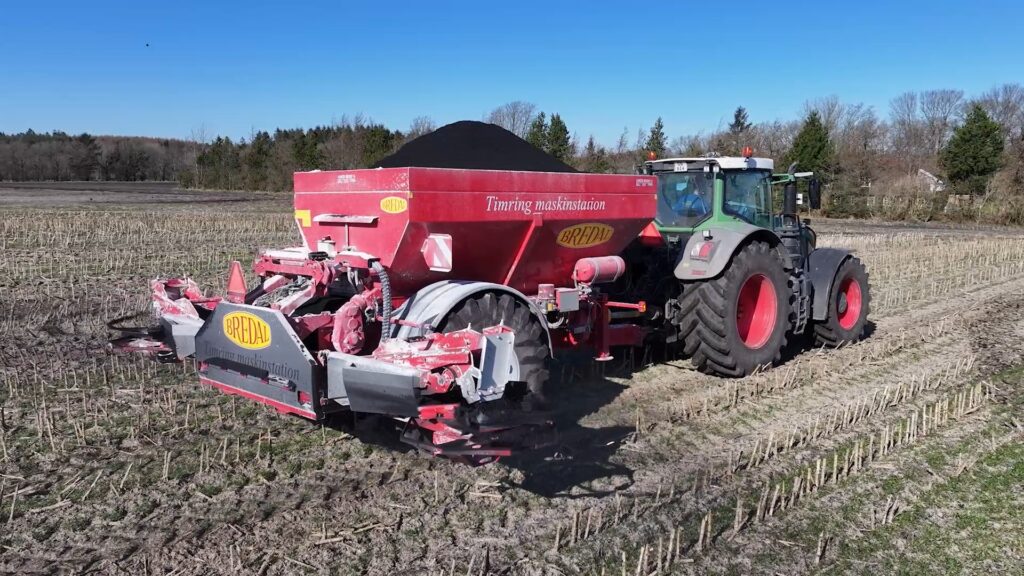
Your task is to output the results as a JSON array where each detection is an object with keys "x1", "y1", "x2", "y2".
[
  {"x1": 779, "y1": 319, "x2": 877, "y2": 365},
  {"x1": 322, "y1": 361, "x2": 636, "y2": 498},
  {"x1": 503, "y1": 368, "x2": 635, "y2": 498},
  {"x1": 323, "y1": 323, "x2": 877, "y2": 498}
]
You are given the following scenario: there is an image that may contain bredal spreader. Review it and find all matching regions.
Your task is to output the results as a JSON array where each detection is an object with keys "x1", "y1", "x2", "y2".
[
  {"x1": 113, "y1": 168, "x2": 655, "y2": 463},
  {"x1": 113, "y1": 154, "x2": 870, "y2": 464}
]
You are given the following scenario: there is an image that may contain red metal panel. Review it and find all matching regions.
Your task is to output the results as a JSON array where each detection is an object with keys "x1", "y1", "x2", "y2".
[
  {"x1": 293, "y1": 168, "x2": 657, "y2": 295},
  {"x1": 199, "y1": 376, "x2": 317, "y2": 420}
]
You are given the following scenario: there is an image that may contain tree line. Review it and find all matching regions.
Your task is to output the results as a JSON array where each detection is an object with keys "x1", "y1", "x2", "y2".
[
  {"x1": 2, "y1": 84, "x2": 1023, "y2": 222},
  {"x1": 0, "y1": 131, "x2": 195, "y2": 182},
  {"x1": 181, "y1": 117, "x2": 408, "y2": 191}
]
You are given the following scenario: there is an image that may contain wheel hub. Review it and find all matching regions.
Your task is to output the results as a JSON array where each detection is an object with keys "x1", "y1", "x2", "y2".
[
  {"x1": 836, "y1": 277, "x2": 862, "y2": 330},
  {"x1": 736, "y1": 273, "x2": 778, "y2": 349}
]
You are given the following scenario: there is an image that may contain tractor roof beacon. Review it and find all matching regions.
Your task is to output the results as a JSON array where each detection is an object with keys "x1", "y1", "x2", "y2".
[{"x1": 622, "y1": 151, "x2": 870, "y2": 376}]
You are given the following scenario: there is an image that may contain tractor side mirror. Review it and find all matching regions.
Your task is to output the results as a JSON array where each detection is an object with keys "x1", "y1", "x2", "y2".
[{"x1": 808, "y1": 179, "x2": 821, "y2": 210}]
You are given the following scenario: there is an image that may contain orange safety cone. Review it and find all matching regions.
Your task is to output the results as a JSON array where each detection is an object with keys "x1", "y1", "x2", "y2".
[{"x1": 226, "y1": 261, "x2": 247, "y2": 303}]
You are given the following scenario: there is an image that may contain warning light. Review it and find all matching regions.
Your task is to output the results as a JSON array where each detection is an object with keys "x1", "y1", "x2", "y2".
[
  {"x1": 646, "y1": 150, "x2": 657, "y2": 161},
  {"x1": 742, "y1": 146, "x2": 754, "y2": 158}
]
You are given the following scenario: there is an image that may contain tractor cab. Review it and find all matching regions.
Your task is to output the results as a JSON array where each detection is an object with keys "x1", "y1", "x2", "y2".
[
  {"x1": 642, "y1": 153, "x2": 819, "y2": 234},
  {"x1": 640, "y1": 152, "x2": 822, "y2": 258}
]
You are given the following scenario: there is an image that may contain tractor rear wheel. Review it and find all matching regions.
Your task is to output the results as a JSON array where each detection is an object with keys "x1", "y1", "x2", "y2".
[
  {"x1": 813, "y1": 257, "x2": 870, "y2": 346},
  {"x1": 678, "y1": 241, "x2": 791, "y2": 376},
  {"x1": 439, "y1": 292, "x2": 550, "y2": 407}
]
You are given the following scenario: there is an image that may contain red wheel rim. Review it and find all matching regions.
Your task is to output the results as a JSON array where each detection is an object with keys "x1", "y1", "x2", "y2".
[
  {"x1": 736, "y1": 273, "x2": 777, "y2": 349},
  {"x1": 836, "y1": 277, "x2": 862, "y2": 330}
]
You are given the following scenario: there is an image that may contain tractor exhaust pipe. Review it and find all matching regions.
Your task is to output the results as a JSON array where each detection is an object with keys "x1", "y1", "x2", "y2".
[
  {"x1": 779, "y1": 168, "x2": 805, "y2": 269},
  {"x1": 783, "y1": 181, "x2": 797, "y2": 218}
]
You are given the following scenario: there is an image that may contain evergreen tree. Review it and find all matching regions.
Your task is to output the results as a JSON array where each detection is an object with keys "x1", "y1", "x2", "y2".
[
  {"x1": 526, "y1": 112, "x2": 548, "y2": 150},
  {"x1": 939, "y1": 104, "x2": 1005, "y2": 195},
  {"x1": 785, "y1": 111, "x2": 835, "y2": 181},
  {"x1": 291, "y1": 132, "x2": 322, "y2": 171},
  {"x1": 546, "y1": 114, "x2": 571, "y2": 161},
  {"x1": 245, "y1": 131, "x2": 272, "y2": 190},
  {"x1": 70, "y1": 133, "x2": 101, "y2": 180},
  {"x1": 581, "y1": 135, "x2": 610, "y2": 173},
  {"x1": 360, "y1": 124, "x2": 400, "y2": 166},
  {"x1": 197, "y1": 136, "x2": 240, "y2": 188},
  {"x1": 645, "y1": 117, "x2": 667, "y2": 156},
  {"x1": 728, "y1": 106, "x2": 751, "y2": 154}
]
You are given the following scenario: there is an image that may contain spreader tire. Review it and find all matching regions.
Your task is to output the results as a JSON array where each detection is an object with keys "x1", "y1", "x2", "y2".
[
  {"x1": 439, "y1": 292, "x2": 550, "y2": 406},
  {"x1": 678, "y1": 241, "x2": 791, "y2": 376},
  {"x1": 813, "y1": 257, "x2": 870, "y2": 347}
]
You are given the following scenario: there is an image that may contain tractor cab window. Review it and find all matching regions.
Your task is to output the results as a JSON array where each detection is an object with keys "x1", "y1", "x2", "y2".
[
  {"x1": 655, "y1": 172, "x2": 713, "y2": 228},
  {"x1": 723, "y1": 170, "x2": 773, "y2": 228}
]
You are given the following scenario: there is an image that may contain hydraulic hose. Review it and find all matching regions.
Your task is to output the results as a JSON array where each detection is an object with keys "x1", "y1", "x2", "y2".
[{"x1": 371, "y1": 261, "x2": 392, "y2": 341}]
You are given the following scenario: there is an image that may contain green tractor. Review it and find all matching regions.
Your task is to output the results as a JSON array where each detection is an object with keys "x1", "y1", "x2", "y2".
[{"x1": 623, "y1": 151, "x2": 870, "y2": 376}]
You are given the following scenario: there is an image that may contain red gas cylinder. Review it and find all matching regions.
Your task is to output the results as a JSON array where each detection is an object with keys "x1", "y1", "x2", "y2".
[{"x1": 573, "y1": 256, "x2": 626, "y2": 284}]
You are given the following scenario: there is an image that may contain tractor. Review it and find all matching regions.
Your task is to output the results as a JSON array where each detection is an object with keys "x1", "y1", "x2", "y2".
[{"x1": 625, "y1": 149, "x2": 870, "y2": 376}]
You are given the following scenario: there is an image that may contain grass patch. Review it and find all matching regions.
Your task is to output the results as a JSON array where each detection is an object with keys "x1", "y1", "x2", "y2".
[{"x1": 832, "y1": 440, "x2": 1024, "y2": 574}]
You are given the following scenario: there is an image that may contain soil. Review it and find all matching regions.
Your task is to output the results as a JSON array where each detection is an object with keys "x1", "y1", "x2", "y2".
[
  {"x1": 0, "y1": 181, "x2": 275, "y2": 207},
  {"x1": 373, "y1": 121, "x2": 578, "y2": 172},
  {"x1": 1, "y1": 188, "x2": 1022, "y2": 575}
]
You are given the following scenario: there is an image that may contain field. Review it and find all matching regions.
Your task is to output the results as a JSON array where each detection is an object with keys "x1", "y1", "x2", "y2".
[{"x1": 1, "y1": 182, "x2": 1023, "y2": 575}]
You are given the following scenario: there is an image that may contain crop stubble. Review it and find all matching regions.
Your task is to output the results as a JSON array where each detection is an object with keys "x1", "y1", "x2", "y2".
[{"x1": 1, "y1": 189, "x2": 1023, "y2": 575}]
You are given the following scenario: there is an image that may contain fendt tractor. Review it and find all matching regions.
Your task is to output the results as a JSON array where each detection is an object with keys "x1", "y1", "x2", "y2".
[
  {"x1": 628, "y1": 149, "x2": 870, "y2": 375},
  {"x1": 112, "y1": 148, "x2": 869, "y2": 463}
]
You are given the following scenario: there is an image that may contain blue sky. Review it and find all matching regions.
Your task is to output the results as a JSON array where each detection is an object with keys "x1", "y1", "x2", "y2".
[{"x1": 1, "y1": 1, "x2": 1021, "y2": 146}]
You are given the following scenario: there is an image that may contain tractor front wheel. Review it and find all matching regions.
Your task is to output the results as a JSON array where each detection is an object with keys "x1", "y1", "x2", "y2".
[
  {"x1": 813, "y1": 257, "x2": 870, "y2": 346},
  {"x1": 679, "y1": 241, "x2": 791, "y2": 376}
]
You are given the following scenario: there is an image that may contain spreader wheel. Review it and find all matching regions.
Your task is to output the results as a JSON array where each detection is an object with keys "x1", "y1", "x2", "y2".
[
  {"x1": 439, "y1": 292, "x2": 550, "y2": 407},
  {"x1": 678, "y1": 241, "x2": 791, "y2": 376},
  {"x1": 813, "y1": 257, "x2": 870, "y2": 347}
]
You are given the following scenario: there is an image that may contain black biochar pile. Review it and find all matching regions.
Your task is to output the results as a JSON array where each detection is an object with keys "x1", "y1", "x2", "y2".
[{"x1": 373, "y1": 120, "x2": 577, "y2": 173}]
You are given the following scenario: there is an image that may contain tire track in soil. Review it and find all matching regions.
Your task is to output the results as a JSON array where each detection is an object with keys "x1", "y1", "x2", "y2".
[
  {"x1": 246, "y1": 265, "x2": 1024, "y2": 575},
  {"x1": 603, "y1": 394, "x2": 1005, "y2": 576},
  {"x1": 458, "y1": 273, "x2": 1024, "y2": 573},
  {"x1": 689, "y1": 407, "x2": 1020, "y2": 575}
]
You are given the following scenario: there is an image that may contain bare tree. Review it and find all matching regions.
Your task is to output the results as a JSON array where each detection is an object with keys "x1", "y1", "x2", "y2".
[
  {"x1": 615, "y1": 127, "x2": 630, "y2": 155},
  {"x1": 485, "y1": 101, "x2": 537, "y2": 138},
  {"x1": 670, "y1": 133, "x2": 711, "y2": 156},
  {"x1": 920, "y1": 89, "x2": 964, "y2": 154},
  {"x1": 406, "y1": 116, "x2": 437, "y2": 140},
  {"x1": 750, "y1": 120, "x2": 802, "y2": 161},
  {"x1": 838, "y1": 108, "x2": 886, "y2": 186},
  {"x1": 889, "y1": 92, "x2": 925, "y2": 173},
  {"x1": 187, "y1": 124, "x2": 210, "y2": 186},
  {"x1": 973, "y1": 83, "x2": 1024, "y2": 139},
  {"x1": 804, "y1": 96, "x2": 846, "y2": 136}
]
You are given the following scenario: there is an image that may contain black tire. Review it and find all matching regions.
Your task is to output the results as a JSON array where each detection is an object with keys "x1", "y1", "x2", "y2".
[
  {"x1": 439, "y1": 292, "x2": 550, "y2": 405},
  {"x1": 813, "y1": 257, "x2": 870, "y2": 347},
  {"x1": 677, "y1": 241, "x2": 791, "y2": 376}
]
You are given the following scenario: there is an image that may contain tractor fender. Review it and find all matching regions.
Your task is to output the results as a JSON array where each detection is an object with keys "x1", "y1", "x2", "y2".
[
  {"x1": 807, "y1": 248, "x2": 851, "y2": 321},
  {"x1": 674, "y1": 223, "x2": 783, "y2": 281},
  {"x1": 392, "y1": 280, "x2": 553, "y2": 355}
]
